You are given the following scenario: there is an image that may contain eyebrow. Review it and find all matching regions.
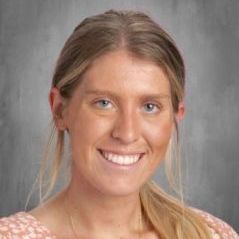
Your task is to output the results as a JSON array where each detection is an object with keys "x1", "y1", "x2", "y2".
[{"x1": 83, "y1": 89, "x2": 170, "y2": 100}]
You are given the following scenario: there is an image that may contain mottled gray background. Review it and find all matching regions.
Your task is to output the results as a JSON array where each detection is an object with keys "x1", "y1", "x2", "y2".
[{"x1": 0, "y1": 0, "x2": 238, "y2": 232}]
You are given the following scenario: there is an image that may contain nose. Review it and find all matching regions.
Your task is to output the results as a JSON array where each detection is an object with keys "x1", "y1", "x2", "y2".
[{"x1": 111, "y1": 108, "x2": 141, "y2": 144}]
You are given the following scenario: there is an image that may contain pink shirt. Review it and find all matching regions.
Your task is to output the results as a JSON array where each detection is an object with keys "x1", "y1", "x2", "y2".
[{"x1": 0, "y1": 209, "x2": 238, "y2": 239}]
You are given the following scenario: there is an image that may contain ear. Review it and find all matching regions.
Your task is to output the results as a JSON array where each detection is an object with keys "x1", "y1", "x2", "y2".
[
  {"x1": 49, "y1": 87, "x2": 67, "y2": 130},
  {"x1": 175, "y1": 101, "x2": 185, "y2": 122}
]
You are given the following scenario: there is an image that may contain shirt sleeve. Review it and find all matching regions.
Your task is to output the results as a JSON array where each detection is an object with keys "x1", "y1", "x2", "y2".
[
  {"x1": 193, "y1": 208, "x2": 239, "y2": 239},
  {"x1": 0, "y1": 212, "x2": 55, "y2": 239}
]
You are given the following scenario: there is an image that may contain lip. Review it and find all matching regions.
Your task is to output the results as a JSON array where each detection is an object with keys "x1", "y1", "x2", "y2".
[{"x1": 98, "y1": 149, "x2": 145, "y2": 156}]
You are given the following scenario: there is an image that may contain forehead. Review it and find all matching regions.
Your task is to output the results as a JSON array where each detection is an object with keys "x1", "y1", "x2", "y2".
[{"x1": 77, "y1": 50, "x2": 170, "y2": 97}]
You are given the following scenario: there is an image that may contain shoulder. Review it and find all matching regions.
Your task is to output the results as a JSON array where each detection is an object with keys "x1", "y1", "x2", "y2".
[
  {"x1": 192, "y1": 207, "x2": 239, "y2": 239},
  {"x1": 0, "y1": 211, "x2": 55, "y2": 238}
]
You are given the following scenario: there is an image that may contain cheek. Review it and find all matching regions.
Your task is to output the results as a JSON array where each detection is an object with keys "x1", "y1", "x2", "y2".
[
  {"x1": 68, "y1": 109, "x2": 112, "y2": 150},
  {"x1": 143, "y1": 116, "x2": 174, "y2": 153},
  {"x1": 140, "y1": 115, "x2": 174, "y2": 179}
]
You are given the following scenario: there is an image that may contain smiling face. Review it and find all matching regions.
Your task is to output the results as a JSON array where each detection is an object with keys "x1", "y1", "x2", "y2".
[{"x1": 56, "y1": 50, "x2": 182, "y2": 197}]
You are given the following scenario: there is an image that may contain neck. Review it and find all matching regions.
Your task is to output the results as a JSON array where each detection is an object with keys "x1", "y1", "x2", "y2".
[{"x1": 62, "y1": 176, "x2": 143, "y2": 239}]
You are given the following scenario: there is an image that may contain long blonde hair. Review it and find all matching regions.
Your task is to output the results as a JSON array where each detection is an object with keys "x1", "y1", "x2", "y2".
[{"x1": 36, "y1": 10, "x2": 212, "y2": 239}]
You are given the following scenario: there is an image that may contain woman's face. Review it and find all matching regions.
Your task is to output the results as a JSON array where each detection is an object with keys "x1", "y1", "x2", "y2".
[{"x1": 55, "y1": 50, "x2": 183, "y2": 197}]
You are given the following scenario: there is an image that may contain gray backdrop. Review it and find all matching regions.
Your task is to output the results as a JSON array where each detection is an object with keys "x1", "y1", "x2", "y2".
[{"x1": 0, "y1": 0, "x2": 238, "y2": 232}]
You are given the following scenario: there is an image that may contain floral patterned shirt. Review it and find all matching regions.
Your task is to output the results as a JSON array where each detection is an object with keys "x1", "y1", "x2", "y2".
[{"x1": 0, "y1": 209, "x2": 238, "y2": 239}]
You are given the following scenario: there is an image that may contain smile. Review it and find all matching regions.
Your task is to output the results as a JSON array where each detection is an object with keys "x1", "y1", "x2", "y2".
[{"x1": 99, "y1": 150, "x2": 143, "y2": 166}]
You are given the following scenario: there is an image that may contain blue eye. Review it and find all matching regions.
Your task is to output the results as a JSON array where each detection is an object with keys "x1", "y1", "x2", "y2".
[
  {"x1": 143, "y1": 103, "x2": 159, "y2": 113},
  {"x1": 95, "y1": 99, "x2": 113, "y2": 109}
]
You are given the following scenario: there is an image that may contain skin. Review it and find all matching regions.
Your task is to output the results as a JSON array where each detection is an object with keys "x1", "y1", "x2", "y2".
[{"x1": 30, "y1": 50, "x2": 184, "y2": 239}]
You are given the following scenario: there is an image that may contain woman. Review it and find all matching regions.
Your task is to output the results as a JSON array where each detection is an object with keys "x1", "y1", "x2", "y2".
[{"x1": 0, "y1": 10, "x2": 238, "y2": 239}]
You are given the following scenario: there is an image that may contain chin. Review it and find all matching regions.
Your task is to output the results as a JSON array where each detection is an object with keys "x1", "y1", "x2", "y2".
[{"x1": 93, "y1": 179, "x2": 144, "y2": 198}]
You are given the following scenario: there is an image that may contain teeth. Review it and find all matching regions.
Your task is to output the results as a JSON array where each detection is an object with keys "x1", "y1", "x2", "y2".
[{"x1": 101, "y1": 151, "x2": 141, "y2": 165}]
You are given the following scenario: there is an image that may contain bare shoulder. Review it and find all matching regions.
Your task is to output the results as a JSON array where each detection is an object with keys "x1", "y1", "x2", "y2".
[
  {"x1": 192, "y1": 207, "x2": 239, "y2": 239},
  {"x1": 29, "y1": 195, "x2": 59, "y2": 226},
  {"x1": 28, "y1": 192, "x2": 71, "y2": 239}
]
